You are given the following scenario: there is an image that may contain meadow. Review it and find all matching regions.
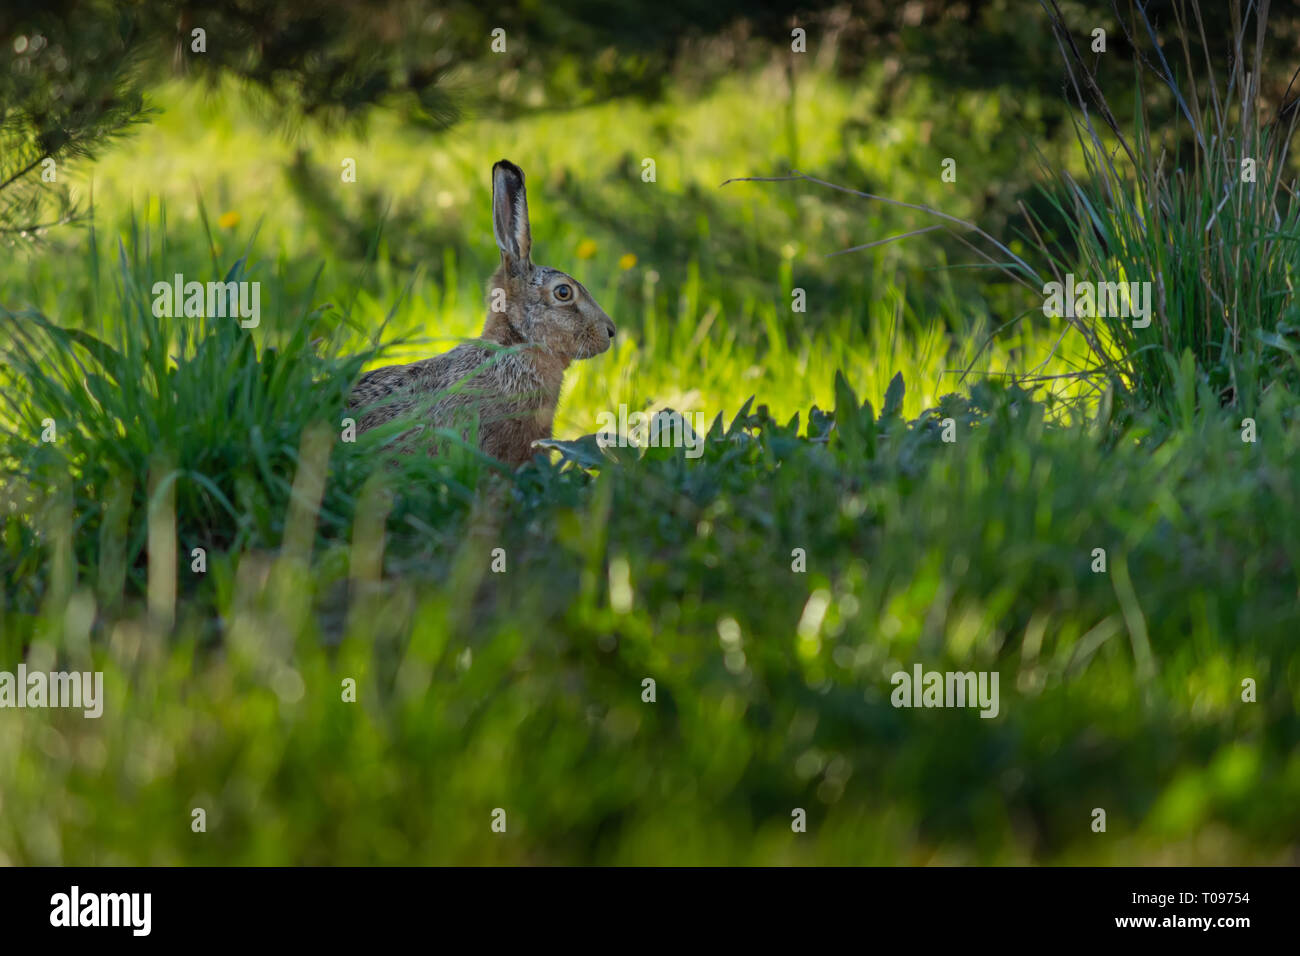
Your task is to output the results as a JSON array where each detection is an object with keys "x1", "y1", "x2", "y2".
[{"x1": 1, "y1": 15, "x2": 1298, "y2": 864}]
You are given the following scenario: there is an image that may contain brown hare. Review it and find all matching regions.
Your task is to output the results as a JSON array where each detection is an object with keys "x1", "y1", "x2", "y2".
[{"x1": 347, "y1": 160, "x2": 616, "y2": 467}]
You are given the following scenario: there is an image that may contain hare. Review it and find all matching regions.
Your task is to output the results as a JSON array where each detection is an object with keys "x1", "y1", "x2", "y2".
[{"x1": 347, "y1": 160, "x2": 616, "y2": 467}]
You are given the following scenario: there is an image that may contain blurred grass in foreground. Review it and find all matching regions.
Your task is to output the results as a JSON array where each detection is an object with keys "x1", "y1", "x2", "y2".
[{"x1": 2, "y1": 371, "x2": 1298, "y2": 864}]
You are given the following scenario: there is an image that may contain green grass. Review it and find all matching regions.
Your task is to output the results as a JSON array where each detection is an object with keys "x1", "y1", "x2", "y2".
[
  {"x1": 1014, "y1": 1, "x2": 1300, "y2": 418},
  {"x1": 7, "y1": 67, "x2": 1086, "y2": 428},
  {"x1": 1, "y1": 41, "x2": 1298, "y2": 865}
]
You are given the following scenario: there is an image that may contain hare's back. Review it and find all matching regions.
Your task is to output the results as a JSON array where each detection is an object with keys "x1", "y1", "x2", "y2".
[{"x1": 348, "y1": 345, "x2": 500, "y2": 431}]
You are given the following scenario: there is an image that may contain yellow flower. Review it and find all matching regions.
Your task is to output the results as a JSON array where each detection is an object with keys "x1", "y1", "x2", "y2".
[
  {"x1": 576, "y1": 239, "x2": 598, "y2": 259},
  {"x1": 217, "y1": 211, "x2": 241, "y2": 229},
  {"x1": 618, "y1": 253, "x2": 637, "y2": 270}
]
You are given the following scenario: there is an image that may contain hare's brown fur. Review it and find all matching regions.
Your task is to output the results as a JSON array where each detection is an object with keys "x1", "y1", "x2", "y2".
[{"x1": 347, "y1": 160, "x2": 615, "y2": 467}]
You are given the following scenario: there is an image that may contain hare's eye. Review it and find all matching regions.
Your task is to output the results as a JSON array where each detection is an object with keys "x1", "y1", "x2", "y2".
[{"x1": 553, "y1": 283, "x2": 573, "y2": 302}]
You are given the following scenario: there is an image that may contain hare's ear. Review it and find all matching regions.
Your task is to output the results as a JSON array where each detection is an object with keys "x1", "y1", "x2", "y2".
[{"x1": 492, "y1": 160, "x2": 531, "y2": 270}]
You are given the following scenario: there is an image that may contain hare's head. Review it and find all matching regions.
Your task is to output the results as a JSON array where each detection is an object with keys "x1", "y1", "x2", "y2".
[{"x1": 484, "y1": 160, "x2": 616, "y2": 361}]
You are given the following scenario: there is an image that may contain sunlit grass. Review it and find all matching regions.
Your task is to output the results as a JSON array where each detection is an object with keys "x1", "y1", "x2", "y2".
[{"x1": 6, "y1": 68, "x2": 1092, "y2": 436}]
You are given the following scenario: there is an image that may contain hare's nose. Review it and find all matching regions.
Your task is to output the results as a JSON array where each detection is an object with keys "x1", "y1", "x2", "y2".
[{"x1": 605, "y1": 320, "x2": 616, "y2": 339}]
